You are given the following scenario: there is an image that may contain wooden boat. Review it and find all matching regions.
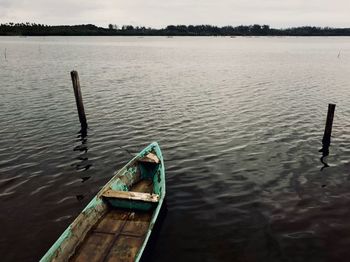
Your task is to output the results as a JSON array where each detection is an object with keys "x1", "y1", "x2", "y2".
[{"x1": 40, "y1": 142, "x2": 165, "y2": 262}]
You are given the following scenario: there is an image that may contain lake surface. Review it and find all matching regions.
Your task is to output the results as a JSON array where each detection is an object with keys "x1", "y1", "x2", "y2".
[{"x1": 1, "y1": 36, "x2": 350, "y2": 262}]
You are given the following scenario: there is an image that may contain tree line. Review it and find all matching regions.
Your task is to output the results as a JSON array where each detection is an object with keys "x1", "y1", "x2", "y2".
[{"x1": 1, "y1": 23, "x2": 350, "y2": 36}]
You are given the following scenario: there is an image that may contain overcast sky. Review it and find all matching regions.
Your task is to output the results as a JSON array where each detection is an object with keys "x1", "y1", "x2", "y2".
[{"x1": 0, "y1": 0, "x2": 349, "y2": 28}]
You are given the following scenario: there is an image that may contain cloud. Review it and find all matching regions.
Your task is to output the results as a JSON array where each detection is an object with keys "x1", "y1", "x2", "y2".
[{"x1": 0, "y1": 0, "x2": 349, "y2": 28}]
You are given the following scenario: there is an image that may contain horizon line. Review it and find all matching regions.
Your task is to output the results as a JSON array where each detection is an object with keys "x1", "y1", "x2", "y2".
[{"x1": 1, "y1": 22, "x2": 350, "y2": 30}]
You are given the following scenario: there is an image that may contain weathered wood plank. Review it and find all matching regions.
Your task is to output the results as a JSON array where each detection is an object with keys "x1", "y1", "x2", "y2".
[
  {"x1": 138, "y1": 153, "x2": 159, "y2": 164},
  {"x1": 70, "y1": 70, "x2": 87, "y2": 131},
  {"x1": 68, "y1": 207, "x2": 153, "y2": 262},
  {"x1": 54, "y1": 203, "x2": 108, "y2": 262},
  {"x1": 105, "y1": 236, "x2": 144, "y2": 262},
  {"x1": 322, "y1": 103, "x2": 336, "y2": 146},
  {"x1": 122, "y1": 212, "x2": 152, "y2": 236},
  {"x1": 70, "y1": 233, "x2": 114, "y2": 262},
  {"x1": 94, "y1": 211, "x2": 129, "y2": 234},
  {"x1": 102, "y1": 190, "x2": 159, "y2": 203}
]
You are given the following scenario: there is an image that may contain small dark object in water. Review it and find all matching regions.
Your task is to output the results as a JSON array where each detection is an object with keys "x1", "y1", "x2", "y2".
[
  {"x1": 76, "y1": 194, "x2": 84, "y2": 201},
  {"x1": 81, "y1": 176, "x2": 91, "y2": 182}
]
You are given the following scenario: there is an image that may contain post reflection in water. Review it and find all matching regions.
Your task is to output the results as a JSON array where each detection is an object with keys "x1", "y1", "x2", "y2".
[
  {"x1": 73, "y1": 128, "x2": 92, "y2": 200},
  {"x1": 319, "y1": 144, "x2": 330, "y2": 171}
]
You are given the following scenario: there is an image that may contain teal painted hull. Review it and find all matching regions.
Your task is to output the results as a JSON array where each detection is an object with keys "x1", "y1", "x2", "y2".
[{"x1": 40, "y1": 142, "x2": 165, "y2": 262}]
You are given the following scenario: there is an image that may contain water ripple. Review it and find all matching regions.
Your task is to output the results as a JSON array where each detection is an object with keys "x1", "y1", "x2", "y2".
[{"x1": 1, "y1": 36, "x2": 350, "y2": 262}]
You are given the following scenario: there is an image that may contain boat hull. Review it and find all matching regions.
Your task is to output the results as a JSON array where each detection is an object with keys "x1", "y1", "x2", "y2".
[{"x1": 40, "y1": 142, "x2": 165, "y2": 262}]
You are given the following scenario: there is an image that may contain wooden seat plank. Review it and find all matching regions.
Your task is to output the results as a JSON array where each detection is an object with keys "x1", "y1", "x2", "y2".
[{"x1": 102, "y1": 190, "x2": 159, "y2": 203}]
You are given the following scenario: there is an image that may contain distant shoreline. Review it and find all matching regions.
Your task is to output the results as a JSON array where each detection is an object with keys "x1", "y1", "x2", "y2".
[
  {"x1": 3, "y1": 35, "x2": 350, "y2": 37},
  {"x1": 1, "y1": 23, "x2": 350, "y2": 36}
]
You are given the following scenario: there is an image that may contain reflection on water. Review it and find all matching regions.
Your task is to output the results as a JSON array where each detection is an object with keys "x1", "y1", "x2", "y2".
[
  {"x1": 319, "y1": 146, "x2": 330, "y2": 171},
  {"x1": 73, "y1": 130, "x2": 92, "y2": 173},
  {"x1": 1, "y1": 36, "x2": 350, "y2": 262},
  {"x1": 73, "y1": 130, "x2": 91, "y2": 201}
]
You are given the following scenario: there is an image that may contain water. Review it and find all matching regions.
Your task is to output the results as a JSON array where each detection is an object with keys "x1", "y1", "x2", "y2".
[{"x1": 1, "y1": 36, "x2": 350, "y2": 262}]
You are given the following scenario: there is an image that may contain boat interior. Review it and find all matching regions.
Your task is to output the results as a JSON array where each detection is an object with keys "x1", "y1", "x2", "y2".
[{"x1": 69, "y1": 153, "x2": 162, "y2": 262}]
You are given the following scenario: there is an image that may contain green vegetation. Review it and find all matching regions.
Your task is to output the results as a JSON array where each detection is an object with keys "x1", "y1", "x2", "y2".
[{"x1": 1, "y1": 23, "x2": 350, "y2": 36}]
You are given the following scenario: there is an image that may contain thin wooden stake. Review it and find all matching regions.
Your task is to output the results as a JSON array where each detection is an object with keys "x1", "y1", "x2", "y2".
[
  {"x1": 70, "y1": 71, "x2": 88, "y2": 131},
  {"x1": 322, "y1": 103, "x2": 336, "y2": 147}
]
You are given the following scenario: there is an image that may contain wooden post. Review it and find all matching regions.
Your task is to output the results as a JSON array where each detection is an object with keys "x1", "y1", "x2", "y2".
[
  {"x1": 70, "y1": 71, "x2": 88, "y2": 131},
  {"x1": 322, "y1": 103, "x2": 336, "y2": 147}
]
